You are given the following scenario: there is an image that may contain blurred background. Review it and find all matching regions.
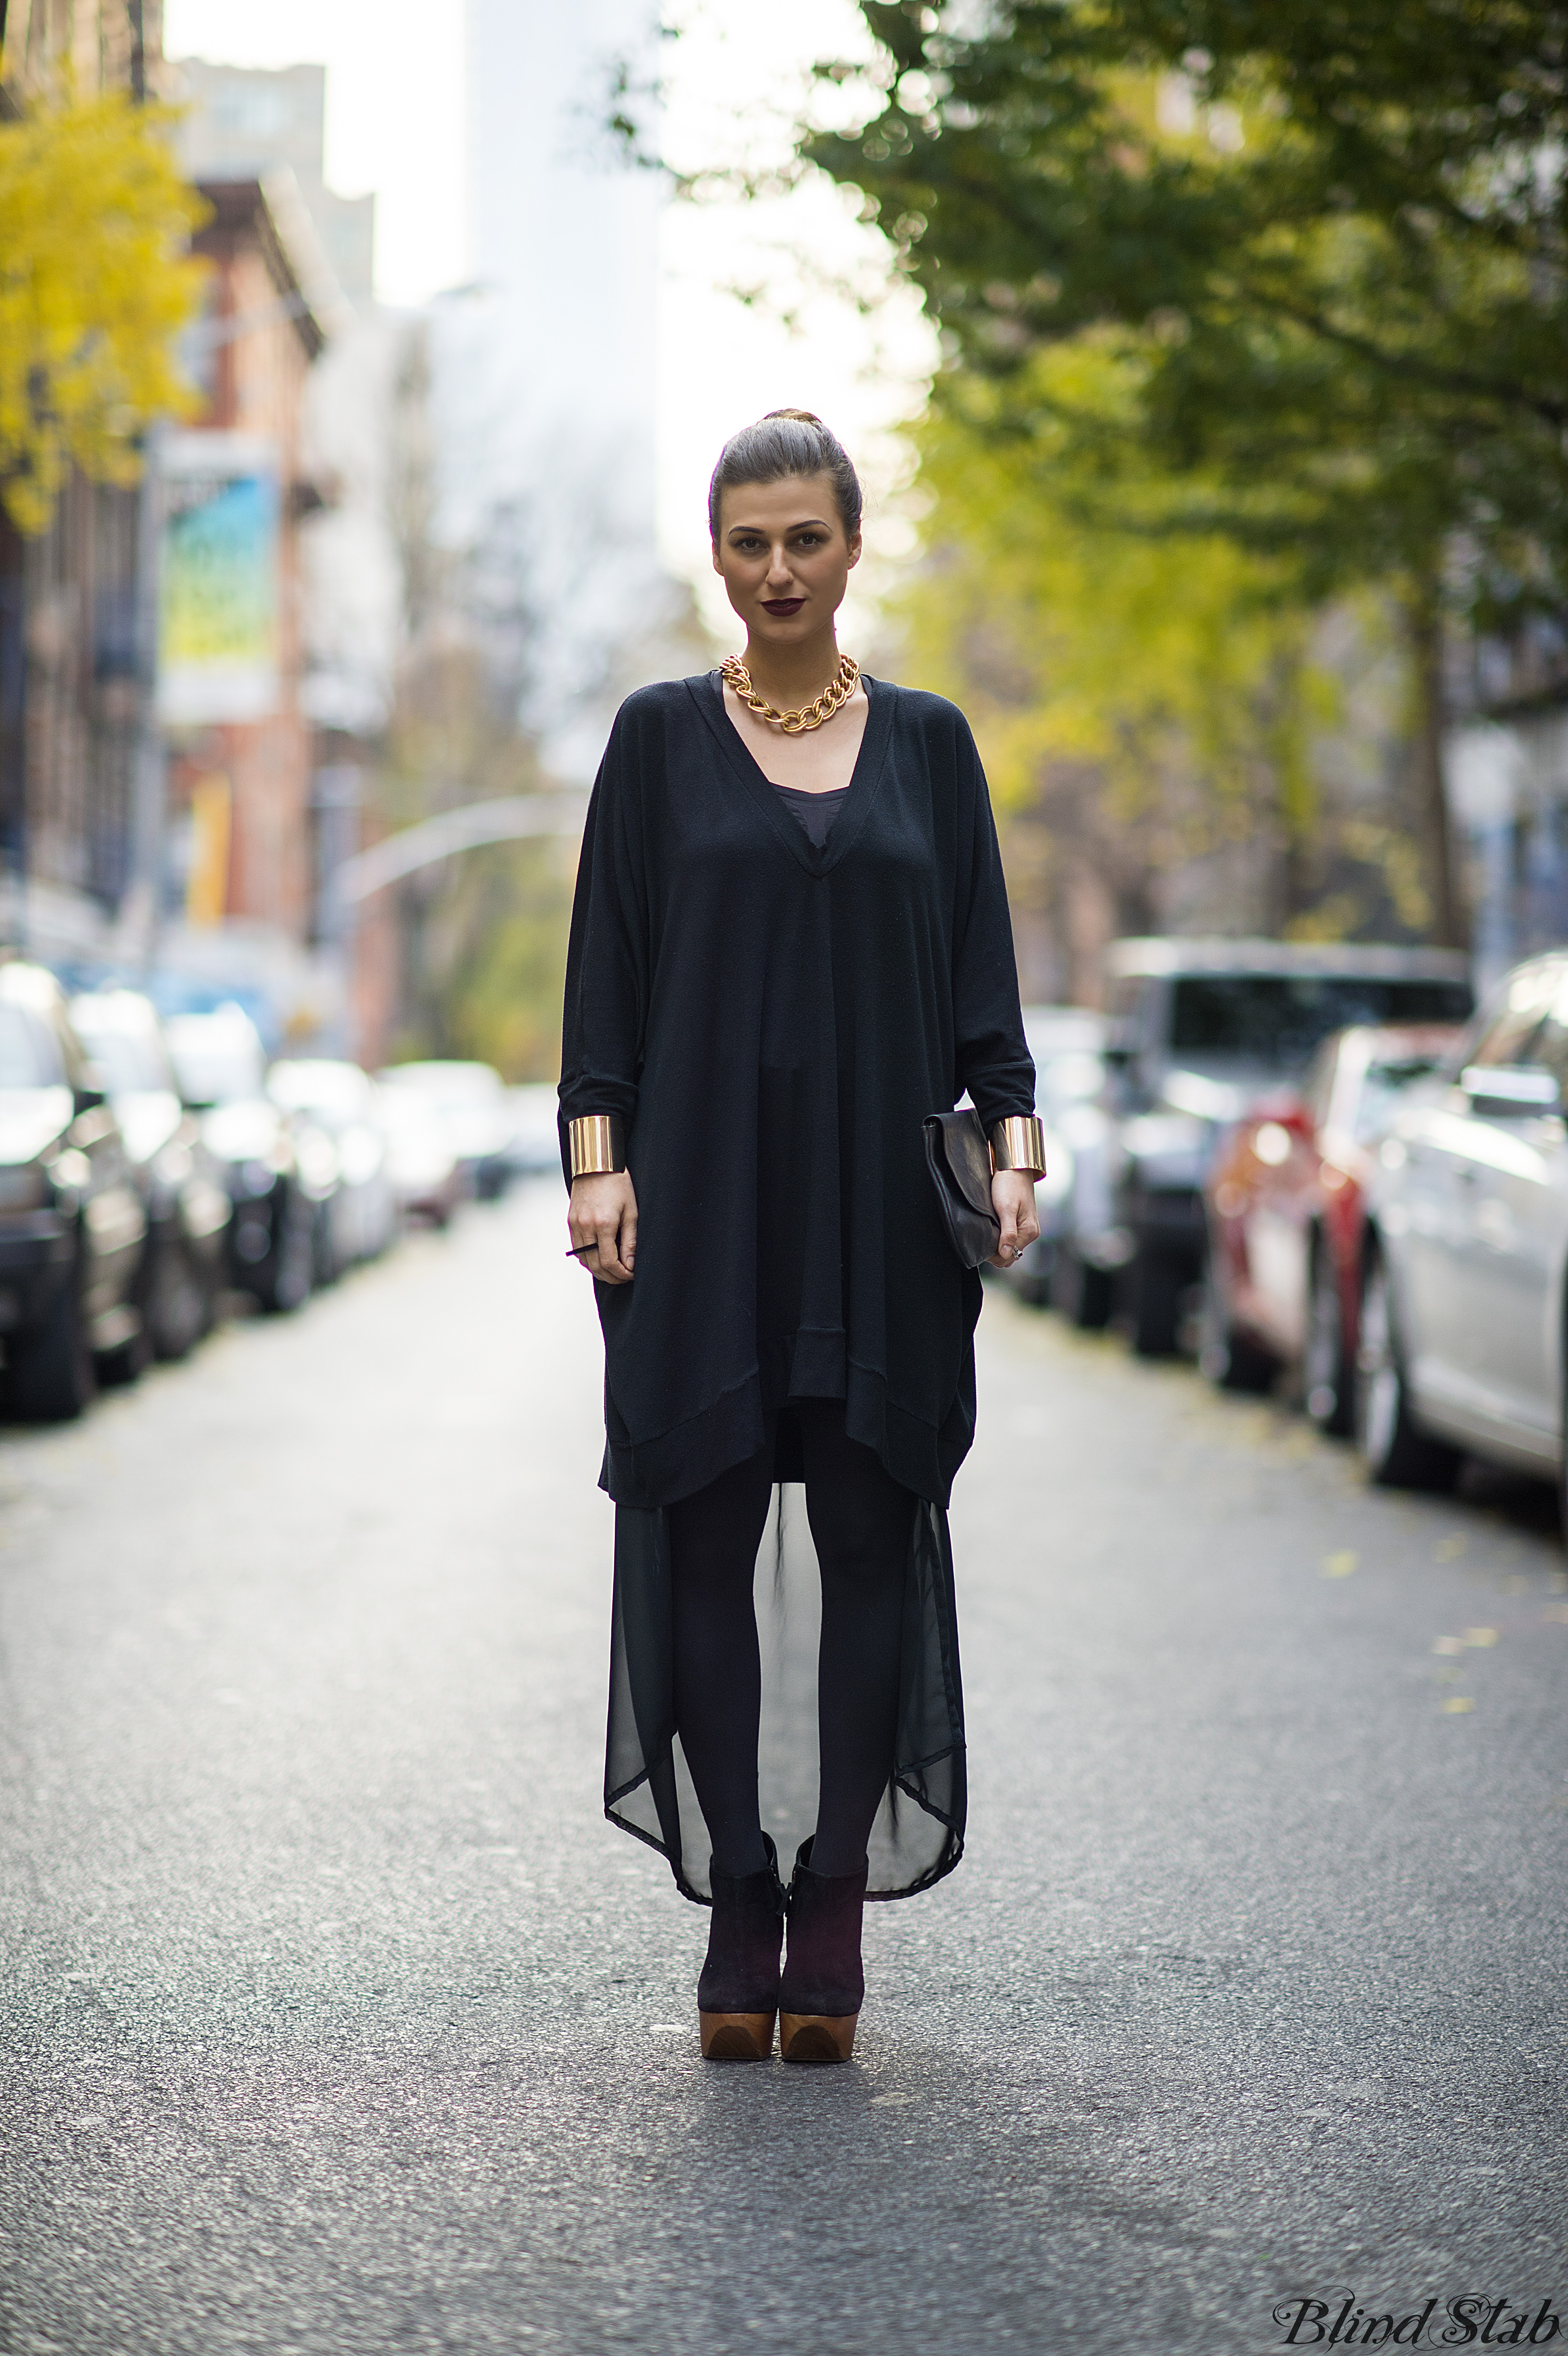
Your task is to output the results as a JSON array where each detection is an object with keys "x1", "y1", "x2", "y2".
[
  {"x1": 8, "y1": 0, "x2": 1561, "y2": 1077},
  {"x1": 1, "y1": 0, "x2": 1567, "y2": 1447},
  {"x1": 0, "y1": 0, "x2": 940, "y2": 1076}
]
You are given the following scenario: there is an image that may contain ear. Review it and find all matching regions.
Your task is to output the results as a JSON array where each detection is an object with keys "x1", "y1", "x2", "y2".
[
  {"x1": 710, "y1": 539, "x2": 724, "y2": 576},
  {"x1": 846, "y1": 530, "x2": 863, "y2": 571}
]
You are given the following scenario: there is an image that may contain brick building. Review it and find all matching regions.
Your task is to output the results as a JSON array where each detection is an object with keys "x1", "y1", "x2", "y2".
[
  {"x1": 168, "y1": 177, "x2": 331, "y2": 948},
  {"x1": 1, "y1": 7, "x2": 370, "y2": 1043}
]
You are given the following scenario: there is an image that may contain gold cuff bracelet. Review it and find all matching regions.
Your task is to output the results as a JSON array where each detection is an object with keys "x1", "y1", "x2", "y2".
[
  {"x1": 990, "y1": 1114, "x2": 1047, "y2": 1177},
  {"x1": 569, "y1": 1113, "x2": 626, "y2": 1179}
]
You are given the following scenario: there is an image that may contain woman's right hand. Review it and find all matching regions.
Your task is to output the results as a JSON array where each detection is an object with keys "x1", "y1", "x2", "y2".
[{"x1": 568, "y1": 1171, "x2": 638, "y2": 1285}]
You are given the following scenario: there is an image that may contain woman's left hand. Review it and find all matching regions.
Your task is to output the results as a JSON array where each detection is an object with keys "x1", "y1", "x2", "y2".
[{"x1": 989, "y1": 1169, "x2": 1041, "y2": 1270}]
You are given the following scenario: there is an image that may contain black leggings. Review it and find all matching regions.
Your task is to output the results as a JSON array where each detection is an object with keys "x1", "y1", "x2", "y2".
[{"x1": 667, "y1": 1402, "x2": 913, "y2": 1883}]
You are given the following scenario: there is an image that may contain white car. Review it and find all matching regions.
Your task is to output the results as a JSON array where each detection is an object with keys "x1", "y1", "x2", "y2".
[
  {"x1": 375, "y1": 1085, "x2": 463, "y2": 1228},
  {"x1": 1359, "y1": 950, "x2": 1568, "y2": 1515},
  {"x1": 268, "y1": 1059, "x2": 399, "y2": 1267},
  {"x1": 376, "y1": 1062, "x2": 513, "y2": 1200},
  {"x1": 164, "y1": 1006, "x2": 316, "y2": 1315}
]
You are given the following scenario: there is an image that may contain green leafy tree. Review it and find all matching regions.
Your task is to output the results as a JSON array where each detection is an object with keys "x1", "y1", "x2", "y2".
[
  {"x1": 892, "y1": 348, "x2": 1434, "y2": 960},
  {"x1": 806, "y1": 2, "x2": 1568, "y2": 944}
]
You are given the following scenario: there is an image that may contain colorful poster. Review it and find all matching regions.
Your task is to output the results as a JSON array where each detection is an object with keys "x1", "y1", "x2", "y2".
[{"x1": 157, "y1": 432, "x2": 281, "y2": 725}]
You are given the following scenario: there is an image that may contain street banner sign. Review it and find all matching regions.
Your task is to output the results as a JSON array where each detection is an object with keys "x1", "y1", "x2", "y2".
[{"x1": 157, "y1": 431, "x2": 281, "y2": 724}]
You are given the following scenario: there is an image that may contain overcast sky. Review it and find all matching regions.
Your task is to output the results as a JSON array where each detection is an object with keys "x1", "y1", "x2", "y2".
[{"x1": 162, "y1": 0, "x2": 935, "y2": 625}]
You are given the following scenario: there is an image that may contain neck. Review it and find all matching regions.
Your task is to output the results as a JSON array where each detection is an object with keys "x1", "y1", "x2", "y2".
[{"x1": 740, "y1": 627, "x2": 842, "y2": 709}]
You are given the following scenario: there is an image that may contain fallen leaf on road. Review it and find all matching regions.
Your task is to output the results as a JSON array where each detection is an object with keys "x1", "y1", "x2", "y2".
[
  {"x1": 1322, "y1": 1551, "x2": 1359, "y2": 1579},
  {"x1": 1432, "y1": 1636, "x2": 1463, "y2": 1655},
  {"x1": 1462, "y1": 1627, "x2": 1499, "y2": 1647},
  {"x1": 1441, "y1": 1696, "x2": 1475, "y2": 1713},
  {"x1": 1435, "y1": 1534, "x2": 1468, "y2": 1560}
]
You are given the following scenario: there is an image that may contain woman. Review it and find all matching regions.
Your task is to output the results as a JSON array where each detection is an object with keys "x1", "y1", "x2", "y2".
[{"x1": 560, "y1": 410, "x2": 1042, "y2": 2065}]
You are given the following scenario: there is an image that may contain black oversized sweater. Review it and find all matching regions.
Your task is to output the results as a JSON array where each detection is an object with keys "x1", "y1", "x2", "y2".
[{"x1": 559, "y1": 671, "x2": 1035, "y2": 1510}]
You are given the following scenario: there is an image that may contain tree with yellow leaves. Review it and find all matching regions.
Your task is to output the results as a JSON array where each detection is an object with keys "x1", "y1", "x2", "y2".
[{"x1": 0, "y1": 91, "x2": 206, "y2": 534}]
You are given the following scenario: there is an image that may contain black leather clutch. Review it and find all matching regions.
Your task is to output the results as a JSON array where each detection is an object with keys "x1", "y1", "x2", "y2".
[{"x1": 922, "y1": 1109, "x2": 1001, "y2": 1269}]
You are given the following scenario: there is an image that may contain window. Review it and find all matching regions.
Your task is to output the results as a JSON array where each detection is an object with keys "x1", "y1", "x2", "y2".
[
  {"x1": 1167, "y1": 974, "x2": 1474, "y2": 1066},
  {"x1": 0, "y1": 1005, "x2": 66, "y2": 1089},
  {"x1": 1520, "y1": 965, "x2": 1568, "y2": 1087},
  {"x1": 1466, "y1": 963, "x2": 1563, "y2": 1071},
  {"x1": 165, "y1": 1018, "x2": 265, "y2": 1107},
  {"x1": 1301, "y1": 1038, "x2": 1339, "y2": 1132},
  {"x1": 75, "y1": 1022, "x2": 174, "y2": 1096},
  {"x1": 1352, "y1": 1055, "x2": 1448, "y2": 1141}
]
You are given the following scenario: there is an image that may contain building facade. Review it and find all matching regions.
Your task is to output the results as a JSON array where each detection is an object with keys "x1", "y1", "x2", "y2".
[
  {"x1": 0, "y1": 0, "x2": 158, "y2": 104},
  {"x1": 1445, "y1": 623, "x2": 1568, "y2": 990},
  {"x1": 168, "y1": 55, "x2": 418, "y2": 1062},
  {"x1": 0, "y1": 0, "x2": 161, "y2": 965},
  {"x1": 168, "y1": 178, "x2": 328, "y2": 948},
  {"x1": 1, "y1": 17, "x2": 408, "y2": 1047},
  {"x1": 171, "y1": 59, "x2": 375, "y2": 307}
]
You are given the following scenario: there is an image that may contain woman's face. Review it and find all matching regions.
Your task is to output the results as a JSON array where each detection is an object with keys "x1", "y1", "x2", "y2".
[{"x1": 711, "y1": 472, "x2": 861, "y2": 647}]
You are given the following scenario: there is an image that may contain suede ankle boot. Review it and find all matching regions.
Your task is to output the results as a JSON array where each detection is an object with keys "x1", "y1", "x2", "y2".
[
  {"x1": 778, "y1": 1838, "x2": 867, "y2": 2064},
  {"x1": 697, "y1": 1833, "x2": 786, "y2": 2061}
]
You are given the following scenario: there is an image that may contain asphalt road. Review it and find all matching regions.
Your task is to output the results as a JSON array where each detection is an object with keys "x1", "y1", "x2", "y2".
[{"x1": 1, "y1": 1183, "x2": 1565, "y2": 2356}]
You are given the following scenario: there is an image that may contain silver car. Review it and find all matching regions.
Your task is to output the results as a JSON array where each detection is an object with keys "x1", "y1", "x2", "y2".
[
  {"x1": 1359, "y1": 949, "x2": 1568, "y2": 1510},
  {"x1": 268, "y1": 1059, "x2": 400, "y2": 1269},
  {"x1": 999, "y1": 1006, "x2": 1108, "y2": 1309}
]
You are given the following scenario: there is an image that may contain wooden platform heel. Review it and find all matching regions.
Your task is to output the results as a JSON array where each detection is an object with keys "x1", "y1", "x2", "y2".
[
  {"x1": 779, "y1": 2010, "x2": 857, "y2": 2064},
  {"x1": 699, "y1": 2011, "x2": 777, "y2": 2062},
  {"x1": 778, "y1": 1841, "x2": 867, "y2": 2066},
  {"x1": 696, "y1": 1835, "x2": 785, "y2": 2063}
]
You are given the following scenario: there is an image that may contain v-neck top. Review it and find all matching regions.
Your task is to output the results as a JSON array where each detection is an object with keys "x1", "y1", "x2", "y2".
[
  {"x1": 560, "y1": 668, "x2": 1036, "y2": 1509},
  {"x1": 771, "y1": 780, "x2": 849, "y2": 850}
]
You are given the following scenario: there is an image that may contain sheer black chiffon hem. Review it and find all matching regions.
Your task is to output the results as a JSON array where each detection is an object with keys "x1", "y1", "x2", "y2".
[{"x1": 604, "y1": 1483, "x2": 968, "y2": 1905}]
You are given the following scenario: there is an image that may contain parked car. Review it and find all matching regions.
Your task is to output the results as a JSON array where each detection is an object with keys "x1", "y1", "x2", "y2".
[
  {"x1": 504, "y1": 1082, "x2": 564, "y2": 1178},
  {"x1": 164, "y1": 1006, "x2": 316, "y2": 1314},
  {"x1": 70, "y1": 987, "x2": 233, "y2": 1361},
  {"x1": 268, "y1": 1059, "x2": 399, "y2": 1270},
  {"x1": 376, "y1": 1084, "x2": 463, "y2": 1228},
  {"x1": 0, "y1": 960, "x2": 148, "y2": 1417},
  {"x1": 1358, "y1": 951, "x2": 1568, "y2": 1508},
  {"x1": 999, "y1": 1006, "x2": 1108, "y2": 1308},
  {"x1": 1081, "y1": 939, "x2": 1473, "y2": 1357},
  {"x1": 1201, "y1": 1024, "x2": 1463, "y2": 1425},
  {"x1": 377, "y1": 1061, "x2": 513, "y2": 1200}
]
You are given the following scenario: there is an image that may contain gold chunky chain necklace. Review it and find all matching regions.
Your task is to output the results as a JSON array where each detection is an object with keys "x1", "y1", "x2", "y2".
[{"x1": 721, "y1": 651, "x2": 861, "y2": 735}]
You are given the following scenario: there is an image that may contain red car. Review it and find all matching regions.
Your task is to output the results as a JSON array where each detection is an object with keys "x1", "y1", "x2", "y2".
[{"x1": 1201, "y1": 1025, "x2": 1463, "y2": 1429}]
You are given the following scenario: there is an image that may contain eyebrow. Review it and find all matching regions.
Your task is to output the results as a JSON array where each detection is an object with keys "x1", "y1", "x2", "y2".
[{"x1": 726, "y1": 516, "x2": 831, "y2": 535}]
